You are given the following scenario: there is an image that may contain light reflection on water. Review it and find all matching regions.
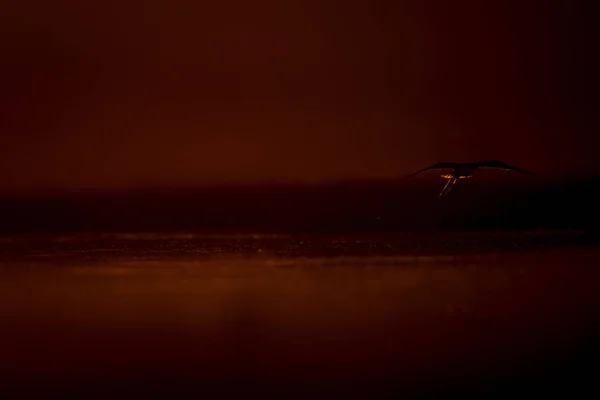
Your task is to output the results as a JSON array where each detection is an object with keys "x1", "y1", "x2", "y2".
[{"x1": 0, "y1": 235, "x2": 599, "y2": 396}]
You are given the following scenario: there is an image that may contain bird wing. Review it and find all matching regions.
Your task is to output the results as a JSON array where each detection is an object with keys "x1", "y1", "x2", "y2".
[
  {"x1": 476, "y1": 160, "x2": 535, "y2": 175},
  {"x1": 410, "y1": 162, "x2": 458, "y2": 176}
]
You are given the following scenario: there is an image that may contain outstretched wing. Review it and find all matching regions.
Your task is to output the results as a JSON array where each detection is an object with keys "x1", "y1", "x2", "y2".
[
  {"x1": 476, "y1": 160, "x2": 535, "y2": 175},
  {"x1": 410, "y1": 162, "x2": 458, "y2": 176}
]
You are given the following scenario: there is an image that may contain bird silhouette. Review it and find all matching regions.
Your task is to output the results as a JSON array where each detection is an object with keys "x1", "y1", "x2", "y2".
[{"x1": 410, "y1": 160, "x2": 535, "y2": 196}]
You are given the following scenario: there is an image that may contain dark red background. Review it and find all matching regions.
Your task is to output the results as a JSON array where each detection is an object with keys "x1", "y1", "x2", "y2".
[{"x1": 1, "y1": 0, "x2": 594, "y2": 192}]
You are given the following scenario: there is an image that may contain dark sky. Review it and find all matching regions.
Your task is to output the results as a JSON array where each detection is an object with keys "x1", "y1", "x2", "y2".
[{"x1": 1, "y1": 0, "x2": 594, "y2": 192}]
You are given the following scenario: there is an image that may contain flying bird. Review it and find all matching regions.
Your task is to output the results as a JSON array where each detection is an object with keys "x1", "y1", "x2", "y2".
[{"x1": 410, "y1": 160, "x2": 535, "y2": 196}]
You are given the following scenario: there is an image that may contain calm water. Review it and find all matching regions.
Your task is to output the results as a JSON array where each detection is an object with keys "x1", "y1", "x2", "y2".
[{"x1": 1, "y1": 232, "x2": 599, "y2": 397}]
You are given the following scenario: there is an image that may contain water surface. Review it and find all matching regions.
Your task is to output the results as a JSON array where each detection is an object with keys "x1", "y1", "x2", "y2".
[{"x1": 1, "y1": 232, "x2": 598, "y2": 397}]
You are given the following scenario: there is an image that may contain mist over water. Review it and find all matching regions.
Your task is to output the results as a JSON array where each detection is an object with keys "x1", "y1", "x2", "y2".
[{"x1": 2, "y1": 175, "x2": 600, "y2": 235}]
